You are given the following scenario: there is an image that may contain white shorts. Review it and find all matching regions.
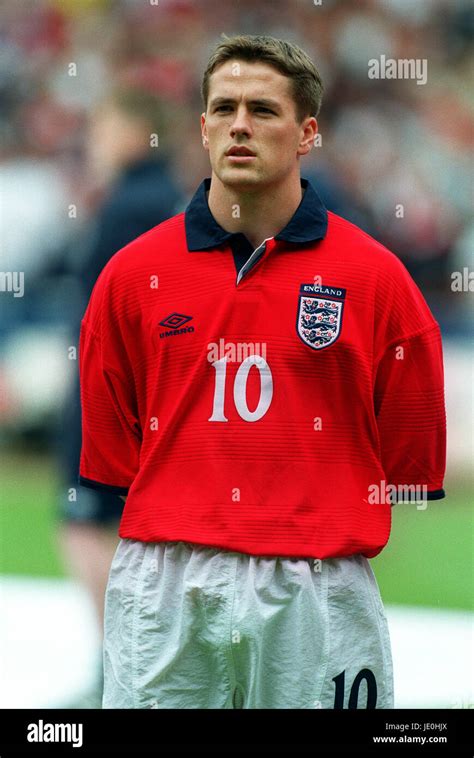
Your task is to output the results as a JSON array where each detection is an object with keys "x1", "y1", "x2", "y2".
[{"x1": 103, "y1": 539, "x2": 394, "y2": 709}]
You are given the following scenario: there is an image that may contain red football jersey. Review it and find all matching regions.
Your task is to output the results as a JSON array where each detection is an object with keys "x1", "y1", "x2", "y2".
[{"x1": 79, "y1": 178, "x2": 446, "y2": 559}]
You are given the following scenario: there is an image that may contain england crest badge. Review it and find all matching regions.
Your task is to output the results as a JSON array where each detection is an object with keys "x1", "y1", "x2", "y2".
[{"x1": 296, "y1": 284, "x2": 346, "y2": 350}]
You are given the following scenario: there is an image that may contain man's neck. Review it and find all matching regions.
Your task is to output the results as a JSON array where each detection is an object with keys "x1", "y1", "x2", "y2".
[{"x1": 207, "y1": 172, "x2": 304, "y2": 250}]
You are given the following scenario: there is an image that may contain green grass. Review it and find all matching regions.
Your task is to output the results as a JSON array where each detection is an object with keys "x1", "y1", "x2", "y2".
[
  {"x1": 0, "y1": 452, "x2": 66, "y2": 578},
  {"x1": 0, "y1": 451, "x2": 473, "y2": 610},
  {"x1": 372, "y1": 488, "x2": 474, "y2": 611}
]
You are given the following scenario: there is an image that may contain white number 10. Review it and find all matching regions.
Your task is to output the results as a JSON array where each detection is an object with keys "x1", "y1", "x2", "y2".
[{"x1": 208, "y1": 356, "x2": 273, "y2": 422}]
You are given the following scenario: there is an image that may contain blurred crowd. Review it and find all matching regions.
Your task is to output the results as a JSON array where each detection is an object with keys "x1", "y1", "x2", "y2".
[{"x1": 1, "y1": 0, "x2": 473, "y2": 436}]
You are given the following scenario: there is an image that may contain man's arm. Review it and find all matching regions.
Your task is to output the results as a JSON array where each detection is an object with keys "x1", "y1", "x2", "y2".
[
  {"x1": 78, "y1": 306, "x2": 141, "y2": 494},
  {"x1": 374, "y1": 324, "x2": 446, "y2": 501}
]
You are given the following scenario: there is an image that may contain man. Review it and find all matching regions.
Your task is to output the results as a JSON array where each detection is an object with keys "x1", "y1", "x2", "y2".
[{"x1": 78, "y1": 35, "x2": 446, "y2": 709}]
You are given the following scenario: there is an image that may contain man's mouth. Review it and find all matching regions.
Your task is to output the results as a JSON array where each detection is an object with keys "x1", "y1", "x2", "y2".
[{"x1": 225, "y1": 146, "x2": 256, "y2": 158}]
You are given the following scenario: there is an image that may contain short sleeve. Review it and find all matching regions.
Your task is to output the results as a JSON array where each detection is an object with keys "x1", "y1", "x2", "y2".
[
  {"x1": 373, "y1": 256, "x2": 447, "y2": 502},
  {"x1": 78, "y1": 269, "x2": 141, "y2": 494}
]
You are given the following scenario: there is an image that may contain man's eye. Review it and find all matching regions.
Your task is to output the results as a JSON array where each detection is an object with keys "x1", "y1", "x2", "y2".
[
  {"x1": 215, "y1": 105, "x2": 232, "y2": 112},
  {"x1": 255, "y1": 107, "x2": 274, "y2": 114}
]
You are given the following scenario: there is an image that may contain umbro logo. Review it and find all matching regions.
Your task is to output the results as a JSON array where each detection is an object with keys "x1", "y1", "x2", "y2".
[
  {"x1": 159, "y1": 312, "x2": 194, "y2": 338},
  {"x1": 159, "y1": 313, "x2": 192, "y2": 329}
]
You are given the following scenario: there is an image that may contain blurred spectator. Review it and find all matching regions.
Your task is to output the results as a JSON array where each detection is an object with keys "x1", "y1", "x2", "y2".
[{"x1": 54, "y1": 86, "x2": 184, "y2": 708}]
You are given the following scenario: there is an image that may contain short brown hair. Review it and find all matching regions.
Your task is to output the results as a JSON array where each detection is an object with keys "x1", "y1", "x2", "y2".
[{"x1": 201, "y1": 34, "x2": 324, "y2": 122}]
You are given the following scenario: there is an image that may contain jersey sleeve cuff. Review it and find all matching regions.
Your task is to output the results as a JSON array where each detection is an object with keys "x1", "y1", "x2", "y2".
[
  {"x1": 426, "y1": 488, "x2": 445, "y2": 500},
  {"x1": 391, "y1": 487, "x2": 445, "y2": 505},
  {"x1": 78, "y1": 475, "x2": 130, "y2": 495}
]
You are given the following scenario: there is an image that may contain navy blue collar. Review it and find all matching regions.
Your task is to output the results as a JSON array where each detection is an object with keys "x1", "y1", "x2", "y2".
[{"x1": 185, "y1": 177, "x2": 328, "y2": 251}]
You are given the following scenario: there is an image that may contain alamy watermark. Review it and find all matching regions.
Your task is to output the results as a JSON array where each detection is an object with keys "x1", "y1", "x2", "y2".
[
  {"x1": 451, "y1": 267, "x2": 473, "y2": 292},
  {"x1": 368, "y1": 480, "x2": 428, "y2": 510},
  {"x1": 368, "y1": 55, "x2": 427, "y2": 86},
  {"x1": 27, "y1": 720, "x2": 83, "y2": 748},
  {"x1": 0, "y1": 271, "x2": 24, "y2": 297},
  {"x1": 207, "y1": 339, "x2": 267, "y2": 364}
]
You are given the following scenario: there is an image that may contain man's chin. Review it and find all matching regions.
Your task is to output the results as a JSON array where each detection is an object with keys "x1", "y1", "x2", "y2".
[{"x1": 217, "y1": 167, "x2": 267, "y2": 190}]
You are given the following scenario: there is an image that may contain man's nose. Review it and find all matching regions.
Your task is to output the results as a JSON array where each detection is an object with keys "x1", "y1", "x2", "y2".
[{"x1": 230, "y1": 107, "x2": 252, "y2": 138}]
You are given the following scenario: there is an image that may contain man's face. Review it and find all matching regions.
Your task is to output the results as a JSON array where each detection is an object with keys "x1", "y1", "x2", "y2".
[{"x1": 201, "y1": 60, "x2": 316, "y2": 191}]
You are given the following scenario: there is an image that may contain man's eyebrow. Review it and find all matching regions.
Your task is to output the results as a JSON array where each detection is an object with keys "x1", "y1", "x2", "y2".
[{"x1": 209, "y1": 96, "x2": 281, "y2": 109}]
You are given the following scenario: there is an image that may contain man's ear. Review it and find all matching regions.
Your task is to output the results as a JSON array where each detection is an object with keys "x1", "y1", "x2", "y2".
[
  {"x1": 298, "y1": 116, "x2": 318, "y2": 156},
  {"x1": 201, "y1": 112, "x2": 209, "y2": 148}
]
